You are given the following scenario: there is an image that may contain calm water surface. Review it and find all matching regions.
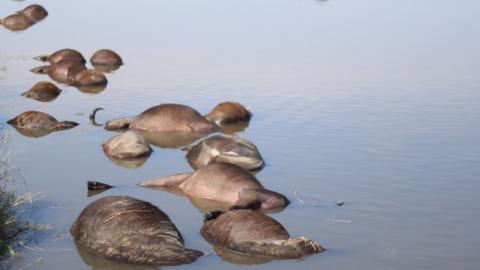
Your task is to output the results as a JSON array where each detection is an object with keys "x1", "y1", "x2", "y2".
[{"x1": 1, "y1": 0, "x2": 480, "y2": 269}]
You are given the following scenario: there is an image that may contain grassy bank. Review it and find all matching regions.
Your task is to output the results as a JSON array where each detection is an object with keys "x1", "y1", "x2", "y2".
[{"x1": 0, "y1": 129, "x2": 45, "y2": 263}]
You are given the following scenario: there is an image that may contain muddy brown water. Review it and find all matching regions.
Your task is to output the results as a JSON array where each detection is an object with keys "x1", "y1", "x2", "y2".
[{"x1": 1, "y1": 0, "x2": 480, "y2": 269}]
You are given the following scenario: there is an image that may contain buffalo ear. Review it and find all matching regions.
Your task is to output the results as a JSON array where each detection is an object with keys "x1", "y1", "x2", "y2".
[
  {"x1": 234, "y1": 189, "x2": 263, "y2": 210},
  {"x1": 86, "y1": 181, "x2": 113, "y2": 198},
  {"x1": 204, "y1": 211, "x2": 225, "y2": 221},
  {"x1": 7, "y1": 118, "x2": 16, "y2": 125},
  {"x1": 230, "y1": 200, "x2": 262, "y2": 210},
  {"x1": 87, "y1": 181, "x2": 113, "y2": 191}
]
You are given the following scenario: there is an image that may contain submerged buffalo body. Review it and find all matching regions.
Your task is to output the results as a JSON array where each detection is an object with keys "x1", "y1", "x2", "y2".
[
  {"x1": 71, "y1": 196, "x2": 203, "y2": 265},
  {"x1": 130, "y1": 104, "x2": 218, "y2": 133},
  {"x1": 21, "y1": 81, "x2": 61, "y2": 102},
  {"x1": 201, "y1": 210, "x2": 324, "y2": 260},
  {"x1": 205, "y1": 101, "x2": 251, "y2": 125},
  {"x1": 90, "y1": 49, "x2": 123, "y2": 66},
  {"x1": 7, "y1": 111, "x2": 78, "y2": 131},
  {"x1": 186, "y1": 135, "x2": 265, "y2": 172},
  {"x1": 0, "y1": 4, "x2": 47, "y2": 31},
  {"x1": 102, "y1": 131, "x2": 153, "y2": 160},
  {"x1": 31, "y1": 61, "x2": 107, "y2": 87},
  {"x1": 139, "y1": 163, "x2": 289, "y2": 212},
  {"x1": 102, "y1": 102, "x2": 252, "y2": 134},
  {"x1": 34, "y1": 48, "x2": 86, "y2": 64},
  {"x1": 104, "y1": 104, "x2": 218, "y2": 134},
  {"x1": 31, "y1": 61, "x2": 86, "y2": 84}
]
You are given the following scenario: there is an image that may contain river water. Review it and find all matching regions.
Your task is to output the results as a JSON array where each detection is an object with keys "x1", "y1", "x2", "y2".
[{"x1": 1, "y1": 0, "x2": 479, "y2": 269}]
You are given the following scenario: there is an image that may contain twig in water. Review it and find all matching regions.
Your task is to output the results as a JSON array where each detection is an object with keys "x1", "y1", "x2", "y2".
[
  {"x1": 19, "y1": 242, "x2": 73, "y2": 252},
  {"x1": 325, "y1": 218, "x2": 352, "y2": 223},
  {"x1": 52, "y1": 232, "x2": 71, "y2": 241},
  {"x1": 103, "y1": 209, "x2": 152, "y2": 224},
  {"x1": 293, "y1": 189, "x2": 323, "y2": 206}
]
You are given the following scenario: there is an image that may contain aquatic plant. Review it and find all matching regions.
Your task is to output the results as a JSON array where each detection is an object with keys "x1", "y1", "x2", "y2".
[{"x1": 0, "y1": 129, "x2": 46, "y2": 262}]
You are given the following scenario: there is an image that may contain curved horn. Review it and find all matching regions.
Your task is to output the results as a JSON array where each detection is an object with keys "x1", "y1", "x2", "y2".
[
  {"x1": 33, "y1": 55, "x2": 49, "y2": 62},
  {"x1": 89, "y1": 107, "x2": 104, "y2": 126},
  {"x1": 30, "y1": 65, "x2": 50, "y2": 74}
]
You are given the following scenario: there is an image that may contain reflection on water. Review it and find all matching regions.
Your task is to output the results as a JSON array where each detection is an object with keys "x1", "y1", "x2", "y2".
[
  {"x1": 106, "y1": 155, "x2": 149, "y2": 170},
  {"x1": 218, "y1": 121, "x2": 250, "y2": 134},
  {"x1": 86, "y1": 181, "x2": 113, "y2": 197},
  {"x1": 10, "y1": 126, "x2": 55, "y2": 138},
  {"x1": 1, "y1": 0, "x2": 480, "y2": 269},
  {"x1": 187, "y1": 196, "x2": 287, "y2": 215},
  {"x1": 75, "y1": 84, "x2": 107, "y2": 95},
  {"x1": 140, "y1": 183, "x2": 241, "y2": 213},
  {"x1": 187, "y1": 197, "x2": 235, "y2": 213},
  {"x1": 92, "y1": 64, "x2": 122, "y2": 74},
  {"x1": 76, "y1": 243, "x2": 158, "y2": 270},
  {"x1": 211, "y1": 245, "x2": 274, "y2": 265},
  {"x1": 138, "y1": 130, "x2": 206, "y2": 149}
]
